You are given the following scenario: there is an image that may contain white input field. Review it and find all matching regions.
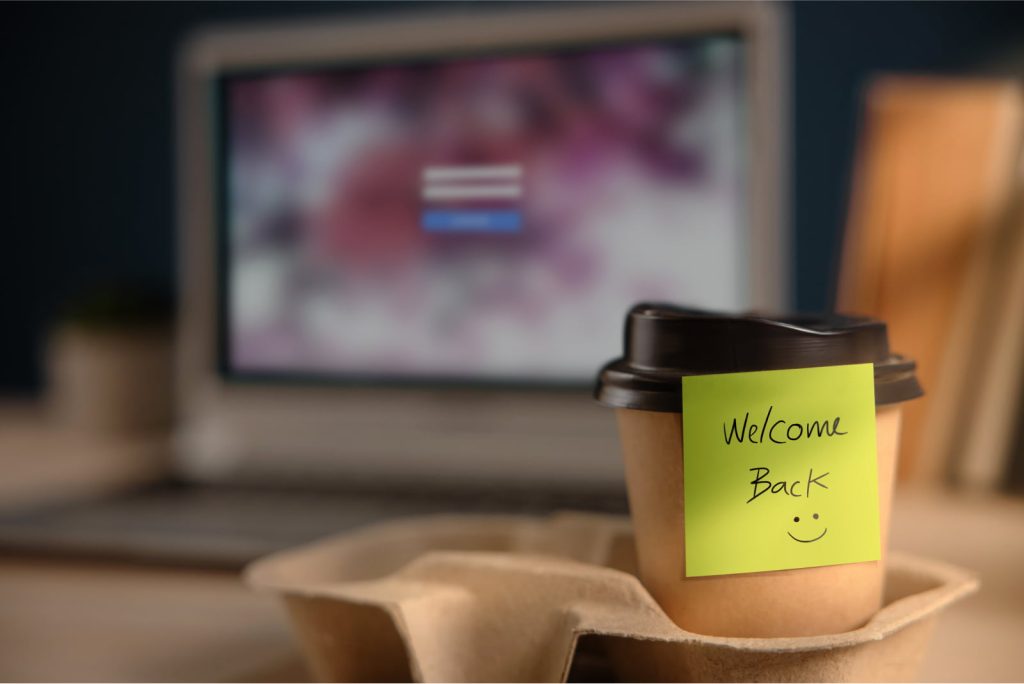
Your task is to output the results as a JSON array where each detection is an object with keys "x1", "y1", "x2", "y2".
[
  {"x1": 422, "y1": 164, "x2": 523, "y2": 182},
  {"x1": 422, "y1": 184, "x2": 523, "y2": 200}
]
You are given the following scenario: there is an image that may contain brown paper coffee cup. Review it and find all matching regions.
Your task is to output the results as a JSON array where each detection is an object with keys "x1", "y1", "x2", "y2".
[
  {"x1": 616, "y1": 403, "x2": 903, "y2": 637},
  {"x1": 595, "y1": 304, "x2": 922, "y2": 638}
]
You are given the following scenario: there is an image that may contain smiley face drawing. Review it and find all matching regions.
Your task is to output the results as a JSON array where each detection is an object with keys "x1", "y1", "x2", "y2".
[{"x1": 787, "y1": 512, "x2": 827, "y2": 543}]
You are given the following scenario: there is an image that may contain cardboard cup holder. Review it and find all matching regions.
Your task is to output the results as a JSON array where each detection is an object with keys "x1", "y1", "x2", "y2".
[{"x1": 245, "y1": 513, "x2": 977, "y2": 682}]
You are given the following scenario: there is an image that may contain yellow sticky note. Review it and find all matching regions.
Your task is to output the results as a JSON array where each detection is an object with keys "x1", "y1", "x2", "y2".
[{"x1": 682, "y1": 364, "x2": 880, "y2": 577}]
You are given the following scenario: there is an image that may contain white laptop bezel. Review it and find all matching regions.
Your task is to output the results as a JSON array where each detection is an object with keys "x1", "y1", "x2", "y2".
[{"x1": 175, "y1": 2, "x2": 789, "y2": 489}]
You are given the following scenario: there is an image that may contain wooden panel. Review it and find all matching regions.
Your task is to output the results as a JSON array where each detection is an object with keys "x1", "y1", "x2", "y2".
[{"x1": 838, "y1": 78, "x2": 1023, "y2": 482}]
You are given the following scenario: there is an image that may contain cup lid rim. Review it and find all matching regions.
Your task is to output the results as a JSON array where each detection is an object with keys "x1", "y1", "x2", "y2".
[{"x1": 593, "y1": 303, "x2": 924, "y2": 412}]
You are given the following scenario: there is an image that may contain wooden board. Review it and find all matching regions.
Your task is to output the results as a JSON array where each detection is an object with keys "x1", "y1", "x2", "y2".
[{"x1": 838, "y1": 77, "x2": 1024, "y2": 482}]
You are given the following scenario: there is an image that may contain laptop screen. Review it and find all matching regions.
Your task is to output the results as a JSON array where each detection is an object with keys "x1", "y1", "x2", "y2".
[{"x1": 218, "y1": 34, "x2": 747, "y2": 384}]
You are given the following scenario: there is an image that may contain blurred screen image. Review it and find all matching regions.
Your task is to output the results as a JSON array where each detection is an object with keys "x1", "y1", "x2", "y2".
[{"x1": 221, "y1": 35, "x2": 747, "y2": 382}]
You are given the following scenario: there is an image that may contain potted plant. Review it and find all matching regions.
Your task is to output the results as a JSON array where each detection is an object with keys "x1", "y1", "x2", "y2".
[{"x1": 47, "y1": 285, "x2": 174, "y2": 435}]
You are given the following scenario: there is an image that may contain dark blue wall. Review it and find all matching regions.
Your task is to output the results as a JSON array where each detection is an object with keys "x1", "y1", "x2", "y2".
[
  {"x1": 3, "y1": 1, "x2": 1024, "y2": 391},
  {"x1": 792, "y1": 2, "x2": 1024, "y2": 312}
]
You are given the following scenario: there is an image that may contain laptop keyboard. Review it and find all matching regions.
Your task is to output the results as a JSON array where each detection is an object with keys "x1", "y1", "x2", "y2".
[{"x1": 0, "y1": 482, "x2": 628, "y2": 569}]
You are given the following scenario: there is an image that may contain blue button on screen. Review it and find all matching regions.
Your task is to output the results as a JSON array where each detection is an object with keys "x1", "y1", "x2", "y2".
[{"x1": 422, "y1": 210, "x2": 521, "y2": 233}]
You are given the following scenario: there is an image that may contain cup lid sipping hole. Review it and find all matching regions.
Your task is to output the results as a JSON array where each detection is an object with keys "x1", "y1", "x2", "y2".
[{"x1": 594, "y1": 303, "x2": 923, "y2": 412}]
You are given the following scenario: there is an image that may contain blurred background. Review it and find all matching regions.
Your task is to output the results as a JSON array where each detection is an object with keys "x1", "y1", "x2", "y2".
[
  {"x1": 4, "y1": 0, "x2": 1024, "y2": 390},
  {"x1": 2, "y1": 1, "x2": 1024, "y2": 682}
]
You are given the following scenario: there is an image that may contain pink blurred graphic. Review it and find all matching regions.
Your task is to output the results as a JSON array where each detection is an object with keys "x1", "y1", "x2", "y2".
[{"x1": 226, "y1": 39, "x2": 746, "y2": 380}]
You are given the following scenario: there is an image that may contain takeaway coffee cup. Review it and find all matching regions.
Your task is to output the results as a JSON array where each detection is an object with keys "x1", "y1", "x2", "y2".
[{"x1": 595, "y1": 304, "x2": 922, "y2": 638}]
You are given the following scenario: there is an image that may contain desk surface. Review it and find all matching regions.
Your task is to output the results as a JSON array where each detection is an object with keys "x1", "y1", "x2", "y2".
[
  {"x1": 0, "y1": 489, "x2": 1022, "y2": 682},
  {"x1": 0, "y1": 558, "x2": 304, "y2": 682},
  {"x1": 889, "y1": 489, "x2": 1024, "y2": 682}
]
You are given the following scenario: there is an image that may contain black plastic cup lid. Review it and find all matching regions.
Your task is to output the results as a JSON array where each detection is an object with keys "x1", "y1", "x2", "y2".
[{"x1": 595, "y1": 303, "x2": 923, "y2": 412}]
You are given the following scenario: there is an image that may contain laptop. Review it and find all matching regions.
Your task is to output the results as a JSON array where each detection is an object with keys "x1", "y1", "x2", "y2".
[{"x1": 0, "y1": 3, "x2": 788, "y2": 568}]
